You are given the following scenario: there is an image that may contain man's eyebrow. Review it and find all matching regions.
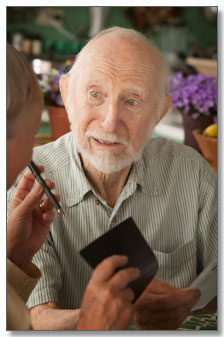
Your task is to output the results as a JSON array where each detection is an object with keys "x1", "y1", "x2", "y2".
[
  {"x1": 86, "y1": 82, "x2": 103, "y2": 88},
  {"x1": 124, "y1": 87, "x2": 147, "y2": 98}
]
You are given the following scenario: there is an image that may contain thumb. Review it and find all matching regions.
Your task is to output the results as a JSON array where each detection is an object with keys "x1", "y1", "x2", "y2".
[{"x1": 181, "y1": 288, "x2": 201, "y2": 307}]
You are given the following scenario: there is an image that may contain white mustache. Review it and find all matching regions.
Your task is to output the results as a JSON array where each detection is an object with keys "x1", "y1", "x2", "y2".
[{"x1": 85, "y1": 130, "x2": 129, "y2": 145}]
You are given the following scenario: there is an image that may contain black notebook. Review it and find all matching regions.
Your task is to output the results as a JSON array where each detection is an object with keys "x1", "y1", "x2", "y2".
[{"x1": 80, "y1": 217, "x2": 158, "y2": 302}]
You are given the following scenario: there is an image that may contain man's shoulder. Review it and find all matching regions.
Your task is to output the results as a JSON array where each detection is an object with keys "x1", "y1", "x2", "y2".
[
  {"x1": 140, "y1": 137, "x2": 216, "y2": 189},
  {"x1": 144, "y1": 137, "x2": 205, "y2": 162},
  {"x1": 143, "y1": 137, "x2": 214, "y2": 174},
  {"x1": 33, "y1": 132, "x2": 73, "y2": 172}
]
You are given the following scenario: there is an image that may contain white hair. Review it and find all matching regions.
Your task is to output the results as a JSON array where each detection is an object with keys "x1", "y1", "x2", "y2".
[{"x1": 66, "y1": 26, "x2": 170, "y2": 120}]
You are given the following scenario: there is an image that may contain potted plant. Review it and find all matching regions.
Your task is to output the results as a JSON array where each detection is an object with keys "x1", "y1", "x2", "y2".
[
  {"x1": 39, "y1": 55, "x2": 76, "y2": 140},
  {"x1": 169, "y1": 72, "x2": 217, "y2": 152},
  {"x1": 192, "y1": 123, "x2": 217, "y2": 171}
]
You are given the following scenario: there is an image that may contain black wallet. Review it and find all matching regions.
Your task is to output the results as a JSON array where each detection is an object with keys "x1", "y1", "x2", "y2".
[{"x1": 80, "y1": 217, "x2": 158, "y2": 302}]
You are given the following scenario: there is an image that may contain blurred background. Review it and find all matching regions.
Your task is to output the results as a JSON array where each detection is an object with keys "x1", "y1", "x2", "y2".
[{"x1": 7, "y1": 6, "x2": 218, "y2": 169}]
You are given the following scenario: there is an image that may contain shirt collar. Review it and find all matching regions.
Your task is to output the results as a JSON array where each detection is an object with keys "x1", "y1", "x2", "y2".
[
  {"x1": 66, "y1": 140, "x2": 93, "y2": 207},
  {"x1": 130, "y1": 143, "x2": 159, "y2": 195}
]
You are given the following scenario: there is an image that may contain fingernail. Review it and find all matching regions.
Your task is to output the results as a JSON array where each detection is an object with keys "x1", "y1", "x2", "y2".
[{"x1": 120, "y1": 255, "x2": 128, "y2": 263}]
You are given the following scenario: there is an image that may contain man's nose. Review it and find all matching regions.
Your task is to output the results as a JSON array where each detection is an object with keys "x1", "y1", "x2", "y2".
[{"x1": 100, "y1": 102, "x2": 120, "y2": 133}]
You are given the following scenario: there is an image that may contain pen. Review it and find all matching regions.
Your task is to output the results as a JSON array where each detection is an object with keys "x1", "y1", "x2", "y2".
[{"x1": 28, "y1": 160, "x2": 65, "y2": 217}]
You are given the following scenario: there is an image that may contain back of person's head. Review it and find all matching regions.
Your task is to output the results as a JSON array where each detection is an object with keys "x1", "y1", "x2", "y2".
[{"x1": 7, "y1": 44, "x2": 44, "y2": 139}]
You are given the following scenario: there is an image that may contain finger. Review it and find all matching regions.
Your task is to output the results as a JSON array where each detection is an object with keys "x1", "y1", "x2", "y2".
[
  {"x1": 43, "y1": 179, "x2": 55, "y2": 191},
  {"x1": 136, "y1": 298, "x2": 187, "y2": 322},
  {"x1": 169, "y1": 289, "x2": 201, "y2": 311},
  {"x1": 119, "y1": 288, "x2": 135, "y2": 302},
  {"x1": 13, "y1": 172, "x2": 36, "y2": 201},
  {"x1": 37, "y1": 179, "x2": 56, "y2": 208},
  {"x1": 109, "y1": 267, "x2": 140, "y2": 290},
  {"x1": 16, "y1": 166, "x2": 45, "y2": 191},
  {"x1": 136, "y1": 302, "x2": 190, "y2": 330},
  {"x1": 109, "y1": 303, "x2": 134, "y2": 330},
  {"x1": 136, "y1": 288, "x2": 201, "y2": 312},
  {"x1": 39, "y1": 194, "x2": 60, "y2": 212},
  {"x1": 12, "y1": 166, "x2": 46, "y2": 201},
  {"x1": 20, "y1": 182, "x2": 46, "y2": 210},
  {"x1": 134, "y1": 290, "x2": 200, "y2": 330},
  {"x1": 91, "y1": 255, "x2": 129, "y2": 282},
  {"x1": 42, "y1": 209, "x2": 55, "y2": 223},
  {"x1": 31, "y1": 165, "x2": 44, "y2": 175},
  {"x1": 23, "y1": 178, "x2": 55, "y2": 208}
]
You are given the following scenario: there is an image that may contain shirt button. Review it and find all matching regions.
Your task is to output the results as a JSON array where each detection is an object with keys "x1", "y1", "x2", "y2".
[{"x1": 95, "y1": 199, "x2": 100, "y2": 205}]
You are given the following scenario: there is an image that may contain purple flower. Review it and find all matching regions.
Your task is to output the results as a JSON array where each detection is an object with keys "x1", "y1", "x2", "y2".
[
  {"x1": 50, "y1": 91, "x2": 57, "y2": 100},
  {"x1": 191, "y1": 112, "x2": 200, "y2": 119},
  {"x1": 169, "y1": 72, "x2": 217, "y2": 119},
  {"x1": 39, "y1": 55, "x2": 76, "y2": 107}
]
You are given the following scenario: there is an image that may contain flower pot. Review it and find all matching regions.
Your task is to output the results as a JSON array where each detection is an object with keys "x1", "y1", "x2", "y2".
[
  {"x1": 33, "y1": 134, "x2": 52, "y2": 147},
  {"x1": 182, "y1": 114, "x2": 214, "y2": 152},
  {"x1": 48, "y1": 106, "x2": 70, "y2": 140},
  {"x1": 192, "y1": 129, "x2": 217, "y2": 164},
  {"x1": 185, "y1": 57, "x2": 217, "y2": 77}
]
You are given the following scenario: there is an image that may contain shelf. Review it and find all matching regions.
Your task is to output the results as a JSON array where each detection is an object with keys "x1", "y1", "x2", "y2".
[
  {"x1": 153, "y1": 123, "x2": 184, "y2": 143},
  {"x1": 153, "y1": 108, "x2": 184, "y2": 143}
]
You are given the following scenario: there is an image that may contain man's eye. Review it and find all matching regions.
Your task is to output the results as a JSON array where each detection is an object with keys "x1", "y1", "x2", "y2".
[
  {"x1": 127, "y1": 99, "x2": 138, "y2": 106},
  {"x1": 90, "y1": 91, "x2": 101, "y2": 98}
]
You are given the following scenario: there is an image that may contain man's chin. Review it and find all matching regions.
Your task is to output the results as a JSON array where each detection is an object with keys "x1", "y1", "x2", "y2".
[
  {"x1": 81, "y1": 151, "x2": 134, "y2": 174},
  {"x1": 73, "y1": 137, "x2": 142, "y2": 174}
]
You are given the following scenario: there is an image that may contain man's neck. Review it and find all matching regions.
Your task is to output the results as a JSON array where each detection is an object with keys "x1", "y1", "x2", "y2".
[{"x1": 80, "y1": 154, "x2": 132, "y2": 208}]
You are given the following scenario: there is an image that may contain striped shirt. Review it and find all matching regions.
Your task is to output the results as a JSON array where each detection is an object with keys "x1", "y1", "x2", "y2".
[{"x1": 7, "y1": 132, "x2": 217, "y2": 310}]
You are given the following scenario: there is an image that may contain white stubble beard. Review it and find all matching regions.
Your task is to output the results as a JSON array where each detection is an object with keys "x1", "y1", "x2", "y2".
[{"x1": 69, "y1": 121, "x2": 155, "y2": 174}]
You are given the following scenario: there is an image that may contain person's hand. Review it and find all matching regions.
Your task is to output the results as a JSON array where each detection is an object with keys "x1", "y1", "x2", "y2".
[
  {"x1": 7, "y1": 167, "x2": 59, "y2": 273},
  {"x1": 77, "y1": 255, "x2": 140, "y2": 330},
  {"x1": 134, "y1": 278, "x2": 201, "y2": 330}
]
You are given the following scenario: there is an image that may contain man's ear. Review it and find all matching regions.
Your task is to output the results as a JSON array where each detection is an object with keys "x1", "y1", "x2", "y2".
[
  {"x1": 159, "y1": 95, "x2": 172, "y2": 122},
  {"x1": 59, "y1": 74, "x2": 69, "y2": 111}
]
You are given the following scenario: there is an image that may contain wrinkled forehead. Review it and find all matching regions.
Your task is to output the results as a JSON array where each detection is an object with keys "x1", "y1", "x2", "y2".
[{"x1": 75, "y1": 35, "x2": 159, "y2": 86}]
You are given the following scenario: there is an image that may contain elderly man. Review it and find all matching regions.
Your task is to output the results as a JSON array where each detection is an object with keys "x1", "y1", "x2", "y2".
[{"x1": 8, "y1": 27, "x2": 217, "y2": 330}]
